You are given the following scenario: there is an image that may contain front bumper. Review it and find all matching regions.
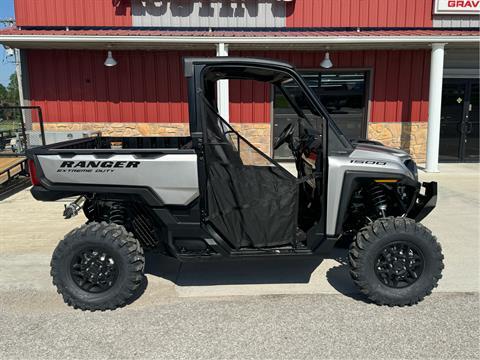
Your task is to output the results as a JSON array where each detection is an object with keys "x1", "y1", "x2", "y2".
[{"x1": 408, "y1": 181, "x2": 437, "y2": 222}]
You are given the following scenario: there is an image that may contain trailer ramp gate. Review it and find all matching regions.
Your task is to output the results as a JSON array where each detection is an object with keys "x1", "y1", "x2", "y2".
[{"x1": 0, "y1": 106, "x2": 45, "y2": 200}]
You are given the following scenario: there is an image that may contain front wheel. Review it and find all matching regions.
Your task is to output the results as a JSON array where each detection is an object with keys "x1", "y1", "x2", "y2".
[
  {"x1": 51, "y1": 222, "x2": 145, "y2": 311},
  {"x1": 349, "y1": 217, "x2": 444, "y2": 306}
]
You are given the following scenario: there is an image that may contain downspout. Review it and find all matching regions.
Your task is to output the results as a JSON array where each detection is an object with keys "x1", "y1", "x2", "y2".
[
  {"x1": 14, "y1": 48, "x2": 27, "y2": 109},
  {"x1": 13, "y1": 47, "x2": 35, "y2": 149}
]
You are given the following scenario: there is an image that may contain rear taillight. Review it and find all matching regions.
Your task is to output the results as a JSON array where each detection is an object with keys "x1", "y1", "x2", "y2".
[{"x1": 27, "y1": 159, "x2": 40, "y2": 185}]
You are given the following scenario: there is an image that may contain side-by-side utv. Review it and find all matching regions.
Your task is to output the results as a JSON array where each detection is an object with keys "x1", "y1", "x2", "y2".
[{"x1": 27, "y1": 58, "x2": 443, "y2": 310}]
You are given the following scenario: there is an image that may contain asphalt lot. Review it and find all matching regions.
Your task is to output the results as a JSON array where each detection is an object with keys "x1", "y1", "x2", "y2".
[
  {"x1": 1, "y1": 292, "x2": 478, "y2": 359},
  {"x1": 0, "y1": 163, "x2": 479, "y2": 359}
]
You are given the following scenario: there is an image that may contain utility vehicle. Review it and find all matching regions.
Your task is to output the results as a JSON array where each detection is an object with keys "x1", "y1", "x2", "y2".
[{"x1": 27, "y1": 58, "x2": 443, "y2": 310}]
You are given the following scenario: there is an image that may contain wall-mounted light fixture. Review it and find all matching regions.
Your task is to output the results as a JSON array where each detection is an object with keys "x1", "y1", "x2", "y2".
[
  {"x1": 104, "y1": 51, "x2": 117, "y2": 67},
  {"x1": 4, "y1": 46, "x2": 14, "y2": 57},
  {"x1": 320, "y1": 51, "x2": 333, "y2": 69}
]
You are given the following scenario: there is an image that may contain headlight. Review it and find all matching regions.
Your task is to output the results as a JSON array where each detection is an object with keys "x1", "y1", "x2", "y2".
[{"x1": 404, "y1": 159, "x2": 418, "y2": 180}]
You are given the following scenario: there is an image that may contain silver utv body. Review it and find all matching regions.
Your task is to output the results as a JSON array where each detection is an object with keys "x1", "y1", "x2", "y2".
[
  {"x1": 327, "y1": 143, "x2": 416, "y2": 235},
  {"x1": 37, "y1": 153, "x2": 199, "y2": 205},
  {"x1": 37, "y1": 142, "x2": 416, "y2": 236}
]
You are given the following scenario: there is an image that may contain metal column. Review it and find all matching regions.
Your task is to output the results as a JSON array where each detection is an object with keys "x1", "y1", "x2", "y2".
[{"x1": 216, "y1": 43, "x2": 229, "y2": 122}]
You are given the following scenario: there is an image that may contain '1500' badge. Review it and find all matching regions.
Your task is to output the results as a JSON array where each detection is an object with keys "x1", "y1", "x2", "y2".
[{"x1": 350, "y1": 160, "x2": 387, "y2": 165}]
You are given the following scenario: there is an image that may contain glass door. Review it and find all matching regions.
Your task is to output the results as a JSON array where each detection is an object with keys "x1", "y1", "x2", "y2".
[
  {"x1": 440, "y1": 79, "x2": 479, "y2": 162},
  {"x1": 464, "y1": 81, "x2": 479, "y2": 162},
  {"x1": 439, "y1": 80, "x2": 467, "y2": 162}
]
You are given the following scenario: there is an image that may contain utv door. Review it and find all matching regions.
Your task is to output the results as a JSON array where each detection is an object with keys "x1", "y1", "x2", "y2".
[
  {"x1": 189, "y1": 64, "x2": 299, "y2": 250},
  {"x1": 200, "y1": 98, "x2": 298, "y2": 249}
]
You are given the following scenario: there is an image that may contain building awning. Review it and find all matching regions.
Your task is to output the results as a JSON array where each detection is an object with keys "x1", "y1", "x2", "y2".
[{"x1": 0, "y1": 27, "x2": 478, "y2": 50}]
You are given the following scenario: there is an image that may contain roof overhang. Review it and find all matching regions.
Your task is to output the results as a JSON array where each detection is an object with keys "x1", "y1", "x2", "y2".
[{"x1": 0, "y1": 28, "x2": 478, "y2": 51}]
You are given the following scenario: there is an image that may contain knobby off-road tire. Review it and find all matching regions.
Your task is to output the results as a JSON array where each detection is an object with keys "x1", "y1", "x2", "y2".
[
  {"x1": 51, "y1": 222, "x2": 145, "y2": 311},
  {"x1": 349, "y1": 217, "x2": 444, "y2": 306}
]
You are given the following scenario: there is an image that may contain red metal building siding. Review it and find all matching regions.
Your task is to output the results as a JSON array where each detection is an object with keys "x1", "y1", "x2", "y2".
[
  {"x1": 15, "y1": 0, "x2": 132, "y2": 27},
  {"x1": 27, "y1": 49, "x2": 430, "y2": 125},
  {"x1": 286, "y1": 0, "x2": 433, "y2": 27},
  {"x1": 15, "y1": 0, "x2": 434, "y2": 28},
  {"x1": 230, "y1": 50, "x2": 431, "y2": 124},
  {"x1": 229, "y1": 80, "x2": 271, "y2": 124},
  {"x1": 27, "y1": 49, "x2": 213, "y2": 124}
]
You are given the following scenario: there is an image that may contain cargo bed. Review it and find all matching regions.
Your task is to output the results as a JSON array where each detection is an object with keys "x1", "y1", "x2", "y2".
[
  {"x1": 27, "y1": 135, "x2": 198, "y2": 206},
  {"x1": 30, "y1": 135, "x2": 194, "y2": 154}
]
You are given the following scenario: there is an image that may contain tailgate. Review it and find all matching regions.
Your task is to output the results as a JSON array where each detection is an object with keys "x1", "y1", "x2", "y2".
[{"x1": 30, "y1": 152, "x2": 199, "y2": 206}]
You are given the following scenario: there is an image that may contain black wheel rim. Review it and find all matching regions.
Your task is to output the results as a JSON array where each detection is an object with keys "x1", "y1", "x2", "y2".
[
  {"x1": 70, "y1": 247, "x2": 118, "y2": 293},
  {"x1": 374, "y1": 241, "x2": 424, "y2": 289}
]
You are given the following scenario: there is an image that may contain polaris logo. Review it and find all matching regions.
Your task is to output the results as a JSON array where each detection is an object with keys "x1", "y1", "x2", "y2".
[{"x1": 60, "y1": 161, "x2": 140, "y2": 169}]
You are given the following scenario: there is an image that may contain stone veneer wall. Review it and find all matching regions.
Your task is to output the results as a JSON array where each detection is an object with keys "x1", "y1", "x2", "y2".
[
  {"x1": 368, "y1": 122, "x2": 428, "y2": 163},
  {"x1": 230, "y1": 123, "x2": 271, "y2": 157},
  {"x1": 33, "y1": 122, "x2": 190, "y2": 137},
  {"x1": 36, "y1": 121, "x2": 426, "y2": 162},
  {"x1": 35, "y1": 122, "x2": 272, "y2": 156}
]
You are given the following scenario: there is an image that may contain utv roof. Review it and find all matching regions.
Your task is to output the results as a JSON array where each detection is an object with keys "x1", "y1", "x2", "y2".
[{"x1": 183, "y1": 57, "x2": 294, "y2": 77}]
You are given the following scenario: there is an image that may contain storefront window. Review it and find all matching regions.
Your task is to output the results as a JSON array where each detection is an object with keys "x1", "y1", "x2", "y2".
[{"x1": 317, "y1": 72, "x2": 367, "y2": 141}]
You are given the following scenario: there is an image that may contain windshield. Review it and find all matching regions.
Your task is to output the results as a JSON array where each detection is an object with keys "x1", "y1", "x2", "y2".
[
  {"x1": 276, "y1": 77, "x2": 352, "y2": 154},
  {"x1": 201, "y1": 63, "x2": 353, "y2": 154}
]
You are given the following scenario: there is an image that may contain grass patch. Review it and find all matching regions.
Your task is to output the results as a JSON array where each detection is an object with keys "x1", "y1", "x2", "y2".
[{"x1": 0, "y1": 120, "x2": 22, "y2": 133}]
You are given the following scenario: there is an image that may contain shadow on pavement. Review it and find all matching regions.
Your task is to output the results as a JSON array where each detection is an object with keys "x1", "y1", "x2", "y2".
[
  {"x1": 142, "y1": 246, "x2": 369, "y2": 305},
  {"x1": 325, "y1": 248, "x2": 371, "y2": 303}
]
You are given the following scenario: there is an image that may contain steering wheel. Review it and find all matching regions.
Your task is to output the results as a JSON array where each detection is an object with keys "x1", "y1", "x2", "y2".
[{"x1": 273, "y1": 123, "x2": 295, "y2": 150}]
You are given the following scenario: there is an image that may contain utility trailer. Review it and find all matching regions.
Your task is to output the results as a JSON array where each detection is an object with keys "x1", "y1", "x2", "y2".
[{"x1": 27, "y1": 58, "x2": 443, "y2": 310}]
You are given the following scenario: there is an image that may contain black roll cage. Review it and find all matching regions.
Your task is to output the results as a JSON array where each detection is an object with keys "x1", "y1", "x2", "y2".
[
  {"x1": 184, "y1": 57, "x2": 355, "y2": 252},
  {"x1": 184, "y1": 57, "x2": 353, "y2": 151}
]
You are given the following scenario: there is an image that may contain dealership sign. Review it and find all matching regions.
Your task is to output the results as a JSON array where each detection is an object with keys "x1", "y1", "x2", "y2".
[{"x1": 434, "y1": 0, "x2": 480, "y2": 14}]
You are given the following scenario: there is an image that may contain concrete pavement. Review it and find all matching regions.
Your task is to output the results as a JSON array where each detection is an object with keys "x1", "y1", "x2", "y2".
[
  {"x1": 419, "y1": 163, "x2": 480, "y2": 293},
  {"x1": 1, "y1": 163, "x2": 478, "y2": 296},
  {"x1": 0, "y1": 163, "x2": 478, "y2": 359}
]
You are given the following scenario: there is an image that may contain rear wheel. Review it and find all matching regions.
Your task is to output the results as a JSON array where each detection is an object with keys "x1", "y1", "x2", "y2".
[
  {"x1": 349, "y1": 217, "x2": 443, "y2": 306},
  {"x1": 51, "y1": 222, "x2": 145, "y2": 311}
]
